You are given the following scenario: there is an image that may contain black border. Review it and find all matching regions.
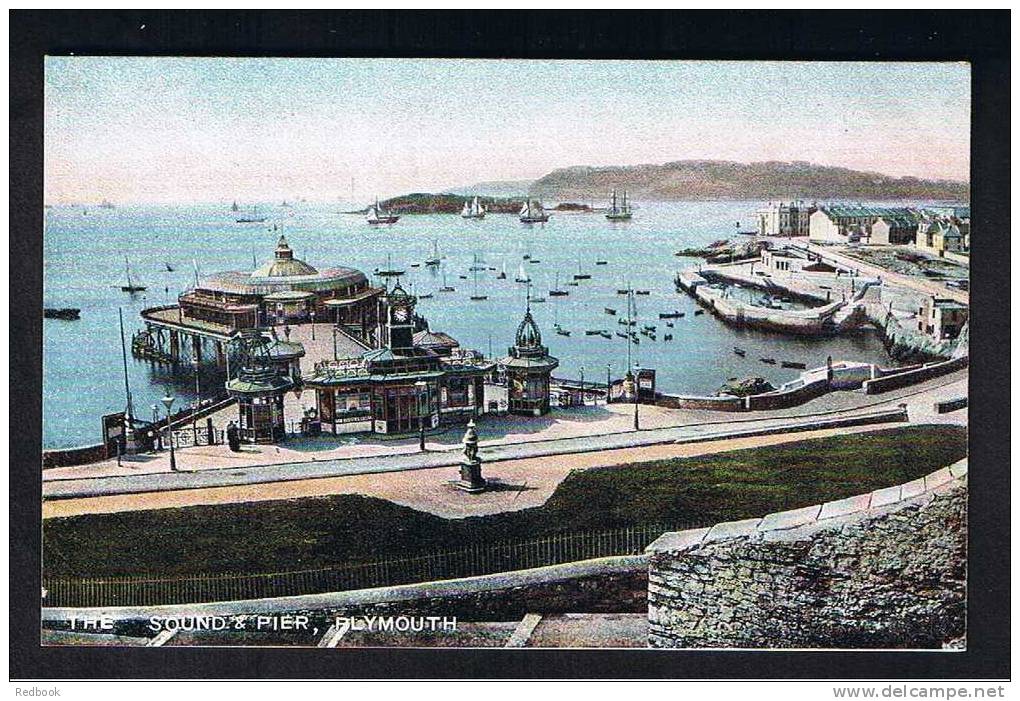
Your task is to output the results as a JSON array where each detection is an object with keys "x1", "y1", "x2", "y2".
[{"x1": 10, "y1": 10, "x2": 1010, "y2": 680}]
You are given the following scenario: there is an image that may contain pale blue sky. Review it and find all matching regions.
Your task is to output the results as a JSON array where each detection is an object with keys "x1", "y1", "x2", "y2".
[{"x1": 45, "y1": 58, "x2": 970, "y2": 203}]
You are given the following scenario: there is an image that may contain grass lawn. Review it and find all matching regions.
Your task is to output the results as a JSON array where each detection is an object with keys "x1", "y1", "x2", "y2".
[{"x1": 43, "y1": 425, "x2": 966, "y2": 577}]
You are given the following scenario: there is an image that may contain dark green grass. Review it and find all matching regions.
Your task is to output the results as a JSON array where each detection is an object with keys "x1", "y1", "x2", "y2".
[{"x1": 43, "y1": 425, "x2": 966, "y2": 577}]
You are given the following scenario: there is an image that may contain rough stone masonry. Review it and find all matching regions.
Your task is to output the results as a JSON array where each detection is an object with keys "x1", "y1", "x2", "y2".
[{"x1": 647, "y1": 463, "x2": 967, "y2": 648}]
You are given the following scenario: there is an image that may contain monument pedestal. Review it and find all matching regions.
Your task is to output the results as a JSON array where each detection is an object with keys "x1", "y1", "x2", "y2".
[
  {"x1": 453, "y1": 419, "x2": 487, "y2": 493},
  {"x1": 456, "y1": 460, "x2": 487, "y2": 493}
]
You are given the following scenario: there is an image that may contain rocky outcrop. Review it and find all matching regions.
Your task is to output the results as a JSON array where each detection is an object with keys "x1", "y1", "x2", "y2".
[{"x1": 717, "y1": 377, "x2": 775, "y2": 397}]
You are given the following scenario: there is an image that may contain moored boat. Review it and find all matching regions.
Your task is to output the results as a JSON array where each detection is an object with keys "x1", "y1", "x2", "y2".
[
  {"x1": 118, "y1": 257, "x2": 146, "y2": 292},
  {"x1": 44, "y1": 307, "x2": 80, "y2": 320}
]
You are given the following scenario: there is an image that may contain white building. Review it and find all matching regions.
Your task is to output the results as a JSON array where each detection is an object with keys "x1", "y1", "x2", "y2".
[
  {"x1": 756, "y1": 201, "x2": 815, "y2": 237},
  {"x1": 809, "y1": 205, "x2": 920, "y2": 244},
  {"x1": 917, "y1": 296, "x2": 969, "y2": 341}
]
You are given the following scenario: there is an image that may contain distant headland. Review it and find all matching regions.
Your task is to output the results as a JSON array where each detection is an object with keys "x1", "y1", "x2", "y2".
[{"x1": 528, "y1": 160, "x2": 970, "y2": 202}]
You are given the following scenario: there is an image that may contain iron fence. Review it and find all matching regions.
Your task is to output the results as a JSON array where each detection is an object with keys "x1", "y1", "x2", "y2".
[
  {"x1": 43, "y1": 522, "x2": 702, "y2": 608},
  {"x1": 169, "y1": 426, "x2": 222, "y2": 449}
]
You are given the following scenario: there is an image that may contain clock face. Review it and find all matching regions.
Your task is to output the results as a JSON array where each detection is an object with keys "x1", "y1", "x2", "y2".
[{"x1": 394, "y1": 306, "x2": 409, "y2": 322}]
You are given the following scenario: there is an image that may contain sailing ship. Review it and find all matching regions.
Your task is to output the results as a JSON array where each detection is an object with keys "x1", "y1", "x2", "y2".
[
  {"x1": 119, "y1": 257, "x2": 146, "y2": 293},
  {"x1": 469, "y1": 256, "x2": 488, "y2": 301},
  {"x1": 572, "y1": 259, "x2": 591, "y2": 281},
  {"x1": 231, "y1": 200, "x2": 240, "y2": 212},
  {"x1": 461, "y1": 196, "x2": 486, "y2": 219},
  {"x1": 605, "y1": 189, "x2": 633, "y2": 221},
  {"x1": 549, "y1": 272, "x2": 569, "y2": 297},
  {"x1": 424, "y1": 241, "x2": 441, "y2": 267},
  {"x1": 439, "y1": 271, "x2": 455, "y2": 292},
  {"x1": 99, "y1": 199, "x2": 116, "y2": 209},
  {"x1": 236, "y1": 205, "x2": 266, "y2": 223},
  {"x1": 497, "y1": 262, "x2": 507, "y2": 280},
  {"x1": 374, "y1": 254, "x2": 405, "y2": 279},
  {"x1": 469, "y1": 253, "x2": 488, "y2": 272},
  {"x1": 366, "y1": 198, "x2": 400, "y2": 225},
  {"x1": 519, "y1": 199, "x2": 549, "y2": 224},
  {"x1": 514, "y1": 263, "x2": 531, "y2": 284}
]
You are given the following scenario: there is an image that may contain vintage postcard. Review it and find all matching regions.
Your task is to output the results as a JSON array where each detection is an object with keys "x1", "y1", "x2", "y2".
[{"x1": 40, "y1": 56, "x2": 971, "y2": 652}]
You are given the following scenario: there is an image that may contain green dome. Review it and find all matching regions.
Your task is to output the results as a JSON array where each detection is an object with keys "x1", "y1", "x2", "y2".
[{"x1": 251, "y1": 235, "x2": 319, "y2": 278}]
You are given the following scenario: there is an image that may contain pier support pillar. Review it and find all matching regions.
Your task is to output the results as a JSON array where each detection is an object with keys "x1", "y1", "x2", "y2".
[
  {"x1": 192, "y1": 335, "x2": 202, "y2": 364},
  {"x1": 215, "y1": 341, "x2": 226, "y2": 369},
  {"x1": 169, "y1": 330, "x2": 180, "y2": 360}
]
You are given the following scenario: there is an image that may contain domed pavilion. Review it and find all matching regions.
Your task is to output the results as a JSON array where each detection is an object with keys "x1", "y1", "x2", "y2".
[
  {"x1": 177, "y1": 235, "x2": 383, "y2": 336},
  {"x1": 499, "y1": 303, "x2": 559, "y2": 416}
]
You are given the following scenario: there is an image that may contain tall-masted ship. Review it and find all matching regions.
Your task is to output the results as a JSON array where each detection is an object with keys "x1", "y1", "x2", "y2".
[
  {"x1": 236, "y1": 204, "x2": 267, "y2": 223},
  {"x1": 605, "y1": 189, "x2": 633, "y2": 221},
  {"x1": 366, "y1": 198, "x2": 400, "y2": 225},
  {"x1": 461, "y1": 196, "x2": 486, "y2": 219},
  {"x1": 519, "y1": 199, "x2": 549, "y2": 224}
]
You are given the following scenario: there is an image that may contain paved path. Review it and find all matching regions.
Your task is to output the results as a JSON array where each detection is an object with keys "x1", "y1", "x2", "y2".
[
  {"x1": 797, "y1": 242, "x2": 969, "y2": 305},
  {"x1": 43, "y1": 371, "x2": 967, "y2": 502},
  {"x1": 42, "y1": 422, "x2": 918, "y2": 520}
]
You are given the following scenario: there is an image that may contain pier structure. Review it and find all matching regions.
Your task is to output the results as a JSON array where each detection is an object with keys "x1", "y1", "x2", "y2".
[
  {"x1": 132, "y1": 235, "x2": 385, "y2": 372},
  {"x1": 303, "y1": 283, "x2": 495, "y2": 436}
]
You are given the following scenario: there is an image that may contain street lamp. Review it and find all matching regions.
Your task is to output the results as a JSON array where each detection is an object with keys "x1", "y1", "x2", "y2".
[
  {"x1": 191, "y1": 356, "x2": 201, "y2": 444},
  {"x1": 161, "y1": 392, "x2": 178, "y2": 473},
  {"x1": 579, "y1": 366, "x2": 585, "y2": 407},
  {"x1": 415, "y1": 380, "x2": 428, "y2": 452},
  {"x1": 310, "y1": 307, "x2": 317, "y2": 340},
  {"x1": 633, "y1": 364, "x2": 641, "y2": 431},
  {"x1": 606, "y1": 364, "x2": 612, "y2": 405},
  {"x1": 332, "y1": 324, "x2": 339, "y2": 361}
]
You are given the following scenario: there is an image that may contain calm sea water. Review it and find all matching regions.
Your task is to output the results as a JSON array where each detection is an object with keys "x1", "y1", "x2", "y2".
[{"x1": 43, "y1": 200, "x2": 897, "y2": 448}]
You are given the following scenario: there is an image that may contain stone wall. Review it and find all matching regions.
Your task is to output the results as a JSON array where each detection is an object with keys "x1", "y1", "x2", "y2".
[
  {"x1": 647, "y1": 462, "x2": 967, "y2": 649},
  {"x1": 744, "y1": 378, "x2": 830, "y2": 411},
  {"x1": 43, "y1": 555, "x2": 649, "y2": 639},
  {"x1": 863, "y1": 356, "x2": 969, "y2": 394},
  {"x1": 656, "y1": 394, "x2": 745, "y2": 412}
]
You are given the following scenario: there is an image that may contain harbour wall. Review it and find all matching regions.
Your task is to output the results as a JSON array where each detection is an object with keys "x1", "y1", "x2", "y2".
[
  {"x1": 677, "y1": 264, "x2": 965, "y2": 363},
  {"x1": 646, "y1": 461, "x2": 968, "y2": 648},
  {"x1": 655, "y1": 356, "x2": 965, "y2": 413},
  {"x1": 42, "y1": 555, "x2": 650, "y2": 636}
]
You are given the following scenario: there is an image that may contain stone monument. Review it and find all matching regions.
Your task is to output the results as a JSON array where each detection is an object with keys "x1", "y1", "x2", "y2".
[{"x1": 455, "y1": 419, "x2": 487, "y2": 493}]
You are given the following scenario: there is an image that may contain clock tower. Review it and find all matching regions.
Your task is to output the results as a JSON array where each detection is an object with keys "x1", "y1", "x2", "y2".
[{"x1": 383, "y1": 283, "x2": 416, "y2": 350}]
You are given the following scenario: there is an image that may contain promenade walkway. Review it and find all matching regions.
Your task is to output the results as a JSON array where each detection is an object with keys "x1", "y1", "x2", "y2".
[{"x1": 43, "y1": 370, "x2": 967, "y2": 506}]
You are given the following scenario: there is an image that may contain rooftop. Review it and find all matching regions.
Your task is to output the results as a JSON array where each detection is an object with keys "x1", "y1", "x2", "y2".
[{"x1": 819, "y1": 204, "x2": 919, "y2": 221}]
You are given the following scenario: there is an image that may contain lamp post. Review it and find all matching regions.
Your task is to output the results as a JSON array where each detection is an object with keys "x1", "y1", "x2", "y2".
[
  {"x1": 310, "y1": 307, "x2": 316, "y2": 340},
  {"x1": 579, "y1": 366, "x2": 585, "y2": 406},
  {"x1": 161, "y1": 392, "x2": 178, "y2": 473},
  {"x1": 191, "y1": 356, "x2": 201, "y2": 444},
  {"x1": 633, "y1": 364, "x2": 640, "y2": 431},
  {"x1": 415, "y1": 380, "x2": 428, "y2": 452},
  {"x1": 332, "y1": 324, "x2": 338, "y2": 361},
  {"x1": 606, "y1": 364, "x2": 612, "y2": 405}
]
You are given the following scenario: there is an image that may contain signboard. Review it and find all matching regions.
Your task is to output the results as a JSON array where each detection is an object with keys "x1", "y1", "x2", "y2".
[
  {"x1": 637, "y1": 368, "x2": 657, "y2": 401},
  {"x1": 100, "y1": 412, "x2": 124, "y2": 459}
]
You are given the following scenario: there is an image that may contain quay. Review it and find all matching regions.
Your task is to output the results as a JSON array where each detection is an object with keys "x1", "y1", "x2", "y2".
[{"x1": 675, "y1": 239, "x2": 969, "y2": 361}]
